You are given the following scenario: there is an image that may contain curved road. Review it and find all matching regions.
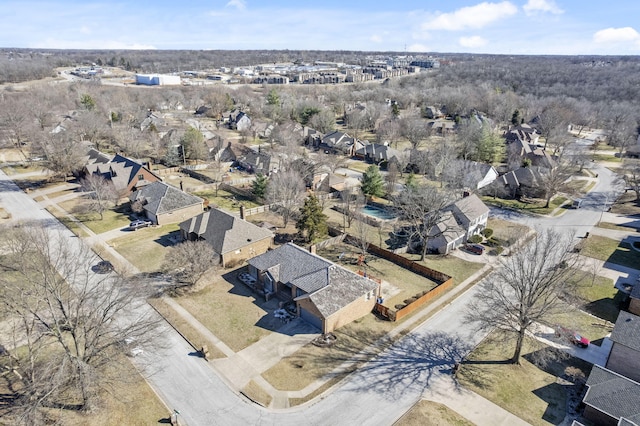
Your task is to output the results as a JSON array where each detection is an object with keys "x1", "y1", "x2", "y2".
[{"x1": 0, "y1": 130, "x2": 624, "y2": 425}]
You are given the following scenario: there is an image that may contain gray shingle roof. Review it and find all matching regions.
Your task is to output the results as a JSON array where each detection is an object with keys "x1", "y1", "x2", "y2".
[
  {"x1": 180, "y1": 208, "x2": 273, "y2": 255},
  {"x1": 130, "y1": 182, "x2": 203, "y2": 216},
  {"x1": 248, "y1": 243, "x2": 331, "y2": 284},
  {"x1": 610, "y1": 311, "x2": 640, "y2": 352},
  {"x1": 584, "y1": 365, "x2": 640, "y2": 423},
  {"x1": 249, "y1": 243, "x2": 377, "y2": 318},
  {"x1": 449, "y1": 193, "x2": 489, "y2": 224},
  {"x1": 306, "y1": 266, "x2": 378, "y2": 318}
]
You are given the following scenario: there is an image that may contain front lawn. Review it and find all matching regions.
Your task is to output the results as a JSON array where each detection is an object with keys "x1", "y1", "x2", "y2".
[
  {"x1": 565, "y1": 270, "x2": 620, "y2": 323},
  {"x1": 396, "y1": 400, "x2": 475, "y2": 426},
  {"x1": 109, "y1": 224, "x2": 180, "y2": 273},
  {"x1": 58, "y1": 199, "x2": 133, "y2": 235},
  {"x1": 578, "y1": 235, "x2": 640, "y2": 270},
  {"x1": 173, "y1": 271, "x2": 274, "y2": 352},
  {"x1": 457, "y1": 335, "x2": 592, "y2": 426},
  {"x1": 482, "y1": 195, "x2": 568, "y2": 216},
  {"x1": 609, "y1": 191, "x2": 640, "y2": 216}
]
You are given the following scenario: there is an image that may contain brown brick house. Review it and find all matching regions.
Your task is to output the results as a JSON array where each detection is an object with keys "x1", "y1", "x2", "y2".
[
  {"x1": 129, "y1": 182, "x2": 203, "y2": 225},
  {"x1": 179, "y1": 208, "x2": 273, "y2": 267},
  {"x1": 605, "y1": 311, "x2": 640, "y2": 383},
  {"x1": 84, "y1": 150, "x2": 161, "y2": 195},
  {"x1": 581, "y1": 311, "x2": 640, "y2": 425},
  {"x1": 247, "y1": 243, "x2": 379, "y2": 333}
]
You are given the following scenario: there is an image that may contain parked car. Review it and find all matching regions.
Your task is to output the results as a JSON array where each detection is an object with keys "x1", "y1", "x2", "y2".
[
  {"x1": 129, "y1": 219, "x2": 152, "y2": 230},
  {"x1": 463, "y1": 244, "x2": 485, "y2": 255},
  {"x1": 556, "y1": 325, "x2": 590, "y2": 348},
  {"x1": 95, "y1": 260, "x2": 114, "y2": 274}
]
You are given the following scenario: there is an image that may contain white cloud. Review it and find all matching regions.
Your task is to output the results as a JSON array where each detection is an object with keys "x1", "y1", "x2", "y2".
[
  {"x1": 459, "y1": 35, "x2": 488, "y2": 48},
  {"x1": 593, "y1": 27, "x2": 640, "y2": 43},
  {"x1": 407, "y1": 43, "x2": 431, "y2": 52},
  {"x1": 523, "y1": 0, "x2": 563, "y2": 16},
  {"x1": 370, "y1": 34, "x2": 383, "y2": 43},
  {"x1": 226, "y1": 0, "x2": 246, "y2": 10},
  {"x1": 421, "y1": 2, "x2": 517, "y2": 31}
]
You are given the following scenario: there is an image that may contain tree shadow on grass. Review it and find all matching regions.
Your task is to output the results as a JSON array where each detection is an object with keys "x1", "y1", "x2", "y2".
[{"x1": 312, "y1": 328, "x2": 473, "y2": 401}]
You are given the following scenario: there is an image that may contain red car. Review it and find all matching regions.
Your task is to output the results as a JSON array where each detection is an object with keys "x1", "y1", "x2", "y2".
[{"x1": 556, "y1": 326, "x2": 590, "y2": 348}]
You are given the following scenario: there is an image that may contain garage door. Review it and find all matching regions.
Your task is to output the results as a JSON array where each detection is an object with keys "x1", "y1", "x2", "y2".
[{"x1": 300, "y1": 308, "x2": 322, "y2": 331}]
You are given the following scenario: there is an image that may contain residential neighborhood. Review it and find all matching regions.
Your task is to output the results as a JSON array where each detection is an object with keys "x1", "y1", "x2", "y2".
[{"x1": 1, "y1": 46, "x2": 640, "y2": 426}]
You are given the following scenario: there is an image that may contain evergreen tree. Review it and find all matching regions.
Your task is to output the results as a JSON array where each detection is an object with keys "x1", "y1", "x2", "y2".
[
  {"x1": 80, "y1": 94, "x2": 96, "y2": 111},
  {"x1": 296, "y1": 195, "x2": 328, "y2": 242},
  {"x1": 252, "y1": 173, "x2": 268, "y2": 200},
  {"x1": 405, "y1": 172, "x2": 418, "y2": 190},
  {"x1": 360, "y1": 165, "x2": 385, "y2": 199},
  {"x1": 266, "y1": 89, "x2": 280, "y2": 106}
]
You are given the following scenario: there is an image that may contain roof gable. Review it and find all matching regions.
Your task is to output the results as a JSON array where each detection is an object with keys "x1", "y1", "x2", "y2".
[
  {"x1": 180, "y1": 208, "x2": 273, "y2": 254},
  {"x1": 131, "y1": 182, "x2": 203, "y2": 215},
  {"x1": 611, "y1": 311, "x2": 640, "y2": 352},
  {"x1": 584, "y1": 365, "x2": 640, "y2": 423}
]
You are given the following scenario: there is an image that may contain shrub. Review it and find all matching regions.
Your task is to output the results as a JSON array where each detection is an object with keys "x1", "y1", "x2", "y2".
[
  {"x1": 395, "y1": 304, "x2": 406, "y2": 310},
  {"x1": 481, "y1": 228, "x2": 494, "y2": 238},
  {"x1": 468, "y1": 234, "x2": 483, "y2": 244},
  {"x1": 491, "y1": 246, "x2": 504, "y2": 255}
]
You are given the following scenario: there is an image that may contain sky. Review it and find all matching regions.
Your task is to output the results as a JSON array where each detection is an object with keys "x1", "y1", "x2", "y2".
[{"x1": 2, "y1": 0, "x2": 640, "y2": 55}]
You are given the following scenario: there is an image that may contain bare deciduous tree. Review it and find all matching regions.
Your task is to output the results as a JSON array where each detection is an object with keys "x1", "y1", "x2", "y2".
[
  {"x1": 78, "y1": 173, "x2": 117, "y2": 220},
  {"x1": 465, "y1": 228, "x2": 580, "y2": 364},
  {"x1": 162, "y1": 240, "x2": 219, "y2": 287},
  {"x1": 265, "y1": 169, "x2": 306, "y2": 228},
  {"x1": 393, "y1": 185, "x2": 455, "y2": 261},
  {"x1": 0, "y1": 224, "x2": 161, "y2": 420}
]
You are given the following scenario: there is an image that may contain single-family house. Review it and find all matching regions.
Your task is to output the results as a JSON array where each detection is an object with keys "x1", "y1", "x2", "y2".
[
  {"x1": 451, "y1": 160, "x2": 499, "y2": 190},
  {"x1": 505, "y1": 124, "x2": 541, "y2": 145},
  {"x1": 447, "y1": 193, "x2": 490, "y2": 240},
  {"x1": 490, "y1": 166, "x2": 548, "y2": 199},
  {"x1": 605, "y1": 311, "x2": 640, "y2": 383},
  {"x1": 426, "y1": 211, "x2": 466, "y2": 254},
  {"x1": 247, "y1": 243, "x2": 379, "y2": 333},
  {"x1": 179, "y1": 208, "x2": 273, "y2": 267},
  {"x1": 83, "y1": 151, "x2": 162, "y2": 195},
  {"x1": 228, "y1": 109, "x2": 252, "y2": 132},
  {"x1": 580, "y1": 310, "x2": 640, "y2": 425},
  {"x1": 140, "y1": 111, "x2": 164, "y2": 131},
  {"x1": 129, "y1": 182, "x2": 203, "y2": 225},
  {"x1": 235, "y1": 150, "x2": 271, "y2": 174},
  {"x1": 317, "y1": 131, "x2": 364, "y2": 156},
  {"x1": 354, "y1": 143, "x2": 401, "y2": 167},
  {"x1": 582, "y1": 365, "x2": 640, "y2": 426}
]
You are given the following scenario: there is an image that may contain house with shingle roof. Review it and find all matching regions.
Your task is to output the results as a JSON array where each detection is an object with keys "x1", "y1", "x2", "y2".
[
  {"x1": 317, "y1": 130, "x2": 364, "y2": 156},
  {"x1": 129, "y1": 182, "x2": 203, "y2": 225},
  {"x1": 84, "y1": 151, "x2": 162, "y2": 195},
  {"x1": 247, "y1": 243, "x2": 379, "y2": 333},
  {"x1": 605, "y1": 311, "x2": 640, "y2": 383},
  {"x1": 582, "y1": 365, "x2": 640, "y2": 426},
  {"x1": 180, "y1": 208, "x2": 273, "y2": 267},
  {"x1": 425, "y1": 193, "x2": 490, "y2": 254},
  {"x1": 580, "y1": 311, "x2": 640, "y2": 426}
]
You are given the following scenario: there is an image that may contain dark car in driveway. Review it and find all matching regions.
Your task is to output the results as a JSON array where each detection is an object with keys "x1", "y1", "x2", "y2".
[
  {"x1": 94, "y1": 260, "x2": 114, "y2": 274},
  {"x1": 128, "y1": 219, "x2": 152, "y2": 231},
  {"x1": 463, "y1": 244, "x2": 485, "y2": 255}
]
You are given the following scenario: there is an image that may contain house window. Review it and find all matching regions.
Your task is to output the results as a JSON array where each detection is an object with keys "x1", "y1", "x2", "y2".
[
  {"x1": 296, "y1": 288, "x2": 305, "y2": 298},
  {"x1": 138, "y1": 174, "x2": 144, "y2": 181}
]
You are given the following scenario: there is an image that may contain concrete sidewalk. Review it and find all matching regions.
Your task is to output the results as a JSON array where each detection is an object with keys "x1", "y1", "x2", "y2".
[{"x1": 424, "y1": 376, "x2": 531, "y2": 426}]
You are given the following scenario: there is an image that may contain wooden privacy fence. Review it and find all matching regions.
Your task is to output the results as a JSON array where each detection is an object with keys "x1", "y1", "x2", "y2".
[{"x1": 386, "y1": 276, "x2": 454, "y2": 322}]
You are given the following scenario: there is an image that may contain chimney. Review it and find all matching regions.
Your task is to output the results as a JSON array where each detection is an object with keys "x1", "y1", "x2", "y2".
[
  {"x1": 240, "y1": 205, "x2": 245, "y2": 220},
  {"x1": 309, "y1": 244, "x2": 316, "y2": 254}
]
